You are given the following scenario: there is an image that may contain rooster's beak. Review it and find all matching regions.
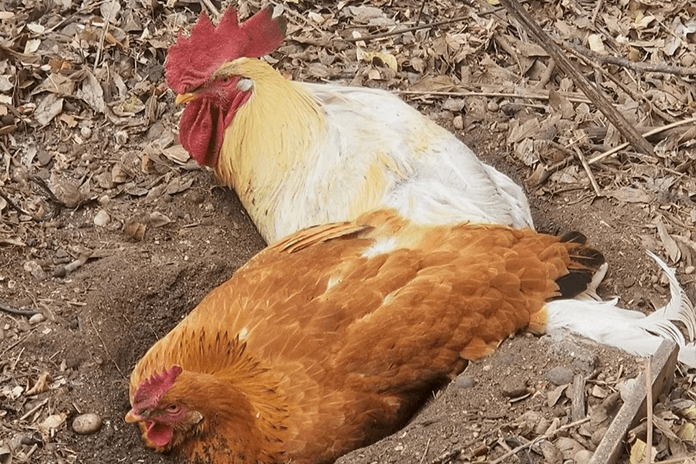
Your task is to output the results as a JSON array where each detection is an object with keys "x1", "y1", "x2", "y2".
[
  {"x1": 175, "y1": 93, "x2": 196, "y2": 105},
  {"x1": 125, "y1": 409, "x2": 147, "y2": 423}
]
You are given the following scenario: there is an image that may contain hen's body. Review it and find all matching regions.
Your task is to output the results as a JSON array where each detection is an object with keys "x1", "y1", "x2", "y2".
[
  {"x1": 167, "y1": 7, "x2": 533, "y2": 244},
  {"x1": 128, "y1": 209, "x2": 596, "y2": 464},
  {"x1": 213, "y1": 60, "x2": 532, "y2": 243},
  {"x1": 221, "y1": 77, "x2": 532, "y2": 243}
]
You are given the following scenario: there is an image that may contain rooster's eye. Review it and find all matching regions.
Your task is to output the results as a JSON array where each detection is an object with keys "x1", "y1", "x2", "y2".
[
  {"x1": 220, "y1": 77, "x2": 230, "y2": 84},
  {"x1": 167, "y1": 404, "x2": 180, "y2": 412}
]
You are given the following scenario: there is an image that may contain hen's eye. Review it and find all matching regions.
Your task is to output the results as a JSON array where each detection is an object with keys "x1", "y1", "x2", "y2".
[
  {"x1": 167, "y1": 404, "x2": 180, "y2": 412},
  {"x1": 220, "y1": 77, "x2": 230, "y2": 84}
]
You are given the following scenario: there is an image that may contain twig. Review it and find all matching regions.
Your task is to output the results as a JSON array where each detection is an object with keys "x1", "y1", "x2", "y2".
[
  {"x1": 0, "y1": 330, "x2": 36, "y2": 358},
  {"x1": 415, "y1": 0, "x2": 428, "y2": 25},
  {"x1": 567, "y1": 42, "x2": 696, "y2": 76},
  {"x1": 490, "y1": 417, "x2": 590, "y2": 464},
  {"x1": 0, "y1": 300, "x2": 40, "y2": 317},
  {"x1": 498, "y1": 0, "x2": 655, "y2": 157},
  {"x1": 198, "y1": 0, "x2": 219, "y2": 18},
  {"x1": 572, "y1": 145, "x2": 602, "y2": 196},
  {"x1": 93, "y1": 0, "x2": 118, "y2": 72},
  {"x1": 418, "y1": 437, "x2": 432, "y2": 464},
  {"x1": 396, "y1": 89, "x2": 592, "y2": 104},
  {"x1": 591, "y1": 0, "x2": 603, "y2": 25},
  {"x1": 0, "y1": 189, "x2": 31, "y2": 217},
  {"x1": 588, "y1": 117, "x2": 696, "y2": 165},
  {"x1": 428, "y1": 425, "x2": 501, "y2": 464},
  {"x1": 344, "y1": 16, "x2": 467, "y2": 43},
  {"x1": 343, "y1": 1, "x2": 527, "y2": 44},
  {"x1": 19, "y1": 397, "x2": 49, "y2": 421},
  {"x1": 89, "y1": 317, "x2": 127, "y2": 381},
  {"x1": 645, "y1": 358, "x2": 653, "y2": 464}
]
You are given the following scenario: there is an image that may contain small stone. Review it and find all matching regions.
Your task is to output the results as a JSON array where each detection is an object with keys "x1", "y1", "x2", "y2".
[
  {"x1": 72, "y1": 413, "x2": 102, "y2": 435},
  {"x1": 487, "y1": 101, "x2": 499, "y2": 112},
  {"x1": 501, "y1": 377, "x2": 528, "y2": 398},
  {"x1": 93, "y1": 209, "x2": 110, "y2": 227},
  {"x1": 591, "y1": 426, "x2": 608, "y2": 445},
  {"x1": 574, "y1": 449, "x2": 593, "y2": 464},
  {"x1": 80, "y1": 126, "x2": 92, "y2": 139},
  {"x1": 547, "y1": 366, "x2": 574, "y2": 385},
  {"x1": 681, "y1": 53, "x2": 696, "y2": 67},
  {"x1": 685, "y1": 266, "x2": 694, "y2": 275},
  {"x1": 622, "y1": 276, "x2": 635, "y2": 288},
  {"x1": 452, "y1": 115, "x2": 464, "y2": 130},
  {"x1": 53, "y1": 265, "x2": 67, "y2": 278},
  {"x1": 29, "y1": 313, "x2": 46, "y2": 325},
  {"x1": 455, "y1": 375, "x2": 475, "y2": 389},
  {"x1": 23, "y1": 260, "x2": 47, "y2": 281}
]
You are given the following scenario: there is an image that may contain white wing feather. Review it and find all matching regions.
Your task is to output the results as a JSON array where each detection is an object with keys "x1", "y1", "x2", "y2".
[
  {"x1": 545, "y1": 252, "x2": 696, "y2": 368},
  {"x1": 269, "y1": 83, "x2": 533, "y2": 243}
]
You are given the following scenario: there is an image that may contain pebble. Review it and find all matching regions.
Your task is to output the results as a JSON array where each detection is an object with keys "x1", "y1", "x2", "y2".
[
  {"x1": 487, "y1": 101, "x2": 499, "y2": 112},
  {"x1": 93, "y1": 209, "x2": 110, "y2": 227},
  {"x1": 72, "y1": 413, "x2": 102, "y2": 435},
  {"x1": 685, "y1": 265, "x2": 694, "y2": 275},
  {"x1": 80, "y1": 126, "x2": 92, "y2": 139},
  {"x1": 455, "y1": 375, "x2": 475, "y2": 389},
  {"x1": 29, "y1": 313, "x2": 45, "y2": 325},
  {"x1": 547, "y1": 366, "x2": 574, "y2": 385},
  {"x1": 23, "y1": 260, "x2": 47, "y2": 281},
  {"x1": 591, "y1": 426, "x2": 608, "y2": 445},
  {"x1": 452, "y1": 115, "x2": 464, "y2": 130},
  {"x1": 501, "y1": 377, "x2": 528, "y2": 398},
  {"x1": 681, "y1": 53, "x2": 696, "y2": 67},
  {"x1": 53, "y1": 265, "x2": 67, "y2": 278},
  {"x1": 574, "y1": 449, "x2": 593, "y2": 464}
]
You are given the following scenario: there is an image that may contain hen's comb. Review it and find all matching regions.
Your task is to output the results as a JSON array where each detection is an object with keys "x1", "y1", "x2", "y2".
[
  {"x1": 166, "y1": 6, "x2": 287, "y2": 94},
  {"x1": 132, "y1": 365, "x2": 182, "y2": 411}
]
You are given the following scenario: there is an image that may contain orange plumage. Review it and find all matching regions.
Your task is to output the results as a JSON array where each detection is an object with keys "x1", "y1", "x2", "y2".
[{"x1": 126, "y1": 209, "x2": 603, "y2": 464}]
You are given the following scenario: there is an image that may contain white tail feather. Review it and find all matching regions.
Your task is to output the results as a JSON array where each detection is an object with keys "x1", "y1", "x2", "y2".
[{"x1": 544, "y1": 252, "x2": 696, "y2": 368}]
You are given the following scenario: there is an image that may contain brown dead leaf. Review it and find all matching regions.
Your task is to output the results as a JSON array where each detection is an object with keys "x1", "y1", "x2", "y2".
[
  {"x1": 149, "y1": 211, "x2": 172, "y2": 228},
  {"x1": 656, "y1": 216, "x2": 681, "y2": 262},
  {"x1": 35, "y1": 93, "x2": 63, "y2": 127},
  {"x1": 165, "y1": 176, "x2": 194, "y2": 195},
  {"x1": 26, "y1": 372, "x2": 50, "y2": 396},
  {"x1": 161, "y1": 145, "x2": 190, "y2": 165},
  {"x1": 607, "y1": 187, "x2": 653, "y2": 203},
  {"x1": 74, "y1": 69, "x2": 106, "y2": 114},
  {"x1": 124, "y1": 221, "x2": 147, "y2": 240}
]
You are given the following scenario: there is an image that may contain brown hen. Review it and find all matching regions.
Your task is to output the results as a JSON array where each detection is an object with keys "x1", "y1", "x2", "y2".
[{"x1": 126, "y1": 209, "x2": 606, "y2": 464}]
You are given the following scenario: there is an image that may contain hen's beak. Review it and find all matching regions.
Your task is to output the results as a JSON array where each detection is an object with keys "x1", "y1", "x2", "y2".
[
  {"x1": 175, "y1": 93, "x2": 196, "y2": 105},
  {"x1": 125, "y1": 409, "x2": 147, "y2": 423}
]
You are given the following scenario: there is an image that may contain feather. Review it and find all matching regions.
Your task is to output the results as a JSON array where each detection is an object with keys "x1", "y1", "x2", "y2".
[{"x1": 544, "y1": 251, "x2": 696, "y2": 367}]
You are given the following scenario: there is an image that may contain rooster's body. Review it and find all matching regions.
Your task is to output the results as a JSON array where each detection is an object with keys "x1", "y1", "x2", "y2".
[
  {"x1": 167, "y1": 8, "x2": 533, "y2": 243},
  {"x1": 128, "y1": 209, "x2": 615, "y2": 464}
]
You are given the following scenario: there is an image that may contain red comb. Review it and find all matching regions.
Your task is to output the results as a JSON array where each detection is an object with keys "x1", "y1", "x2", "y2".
[
  {"x1": 132, "y1": 365, "x2": 182, "y2": 411},
  {"x1": 166, "y1": 6, "x2": 287, "y2": 94}
]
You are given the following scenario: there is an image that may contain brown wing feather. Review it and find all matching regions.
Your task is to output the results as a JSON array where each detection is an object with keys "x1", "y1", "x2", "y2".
[{"x1": 130, "y1": 209, "x2": 602, "y2": 464}]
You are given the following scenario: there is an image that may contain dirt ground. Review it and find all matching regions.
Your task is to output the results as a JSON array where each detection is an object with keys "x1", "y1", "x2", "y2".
[{"x1": 1, "y1": 0, "x2": 695, "y2": 463}]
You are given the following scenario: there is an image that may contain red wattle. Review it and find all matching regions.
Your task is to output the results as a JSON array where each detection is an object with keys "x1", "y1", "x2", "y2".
[
  {"x1": 178, "y1": 90, "x2": 251, "y2": 168},
  {"x1": 146, "y1": 421, "x2": 174, "y2": 447}
]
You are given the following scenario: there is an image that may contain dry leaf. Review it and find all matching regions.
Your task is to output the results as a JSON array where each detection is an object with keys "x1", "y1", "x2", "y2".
[
  {"x1": 149, "y1": 211, "x2": 172, "y2": 228},
  {"x1": 38, "y1": 413, "x2": 67, "y2": 442},
  {"x1": 356, "y1": 48, "x2": 398, "y2": 71},
  {"x1": 35, "y1": 94, "x2": 64, "y2": 127},
  {"x1": 656, "y1": 217, "x2": 681, "y2": 262},
  {"x1": 124, "y1": 221, "x2": 147, "y2": 240},
  {"x1": 161, "y1": 145, "x2": 190, "y2": 164},
  {"x1": 607, "y1": 187, "x2": 653, "y2": 203},
  {"x1": 26, "y1": 372, "x2": 50, "y2": 396}
]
